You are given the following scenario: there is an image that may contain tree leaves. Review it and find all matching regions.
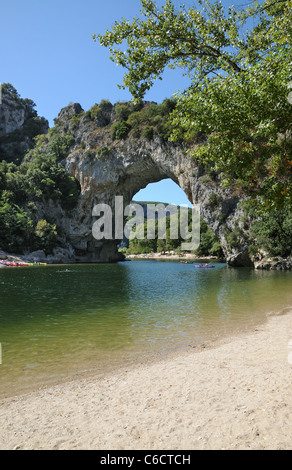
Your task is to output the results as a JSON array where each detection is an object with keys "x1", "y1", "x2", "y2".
[
  {"x1": 95, "y1": 0, "x2": 292, "y2": 210},
  {"x1": 95, "y1": 0, "x2": 244, "y2": 101}
]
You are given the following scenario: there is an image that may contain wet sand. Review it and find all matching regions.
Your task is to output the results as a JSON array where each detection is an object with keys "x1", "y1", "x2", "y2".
[{"x1": 0, "y1": 309, "x2": 291, "y2": 450}]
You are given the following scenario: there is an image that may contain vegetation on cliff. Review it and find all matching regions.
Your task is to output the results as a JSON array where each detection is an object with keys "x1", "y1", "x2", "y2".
[
  {"x1": 0, "y1": 85, "x2": 80, "y2": 254},
  {"x1": 111, "y1": 98, "x2": 177, "y2": 141},
  {"x1": 95, "y1": 0, "x2": 292, "y2": 259},
  {"x1": 0, "y1": 83, "x2": 48, "y2": 163},
  {"x1": 96, "y1": 0, "x2": 292, "y2": 209}
]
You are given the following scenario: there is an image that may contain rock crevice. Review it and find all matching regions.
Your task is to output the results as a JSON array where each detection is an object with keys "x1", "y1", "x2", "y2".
[{"x1": 54, "y1": 103, "x2": 252, "y2": 266}]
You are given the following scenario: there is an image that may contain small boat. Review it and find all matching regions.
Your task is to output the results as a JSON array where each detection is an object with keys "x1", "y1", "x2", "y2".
[
  {"x1": 0, "y1": 261, "x2": 29, "y2": 267},
  {"x1": 194, "y1": 264, "x2": 215, "y2": 268},
  {"x1": 0, "y1": 261, "x2": 9, "y2": 266},
  {"x1": 0, "y1": 260, "x2": 42, "y2": 267}
]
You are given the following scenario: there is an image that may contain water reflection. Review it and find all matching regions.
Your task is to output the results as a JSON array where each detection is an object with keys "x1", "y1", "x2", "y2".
[{"x1": 0, "y1": 261, "x2": 291, "y2": 398}]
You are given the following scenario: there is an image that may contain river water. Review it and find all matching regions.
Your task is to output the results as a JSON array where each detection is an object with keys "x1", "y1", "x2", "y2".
[{"x1": 0, "y1": 260, "x2": 291, "y2": 398}]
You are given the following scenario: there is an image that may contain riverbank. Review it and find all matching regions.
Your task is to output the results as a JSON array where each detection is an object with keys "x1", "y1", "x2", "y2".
[
  {"x1": 125, "y1": 252, "x2": 222, "y2": 262},
  {"x1": 1, "y1": 248, "x2": 291, "y2": 270},
  {"x1": 125, "y1": 252, "x2": 292, "y2": 270},
  {"x1": 0, "y1": 248, "x2": 221, "y2": 266},
  {"x1": 0, "y1": 248, "x2": 72, "y2": 266},
  {"x1": 0, "y1": 309, "x2": 291, "y2": 450}
]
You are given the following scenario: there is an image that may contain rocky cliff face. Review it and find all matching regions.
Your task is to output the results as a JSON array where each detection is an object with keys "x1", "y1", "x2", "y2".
[
  {"x1": 42, "y1": 101, "x2": 253, "y2": 266},
  {"x1": 2, "y1": 93, "x2": 290, "y2": 269},
  {"x1": 0, "y1": 85, "x2": 48, "y2": 162},
  {"x1": 0, "y1": 91, "x2": 26, "y2": 137}
]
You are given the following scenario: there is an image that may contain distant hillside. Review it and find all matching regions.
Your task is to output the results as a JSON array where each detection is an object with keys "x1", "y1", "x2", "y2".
[{"x1": 131, "y1": 201, "x2": 190, "y2": 220}]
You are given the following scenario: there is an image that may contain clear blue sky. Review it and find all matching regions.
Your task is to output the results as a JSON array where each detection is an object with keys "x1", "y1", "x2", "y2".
[{"x1": 1, "y1": 0, "x2": 250, "y2": 206}]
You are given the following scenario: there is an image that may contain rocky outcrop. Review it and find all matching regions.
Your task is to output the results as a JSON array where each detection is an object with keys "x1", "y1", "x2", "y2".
[
  {"x1": 3, "y1": 93, "x2": 289, "y2": 268},
  {"x1": 0, "y1": 85, "x2": 48, "y2": 162},
  {"x1": 43, "y1": 102, "x2": 253, "y2": 266},
  {"x1": 254, "y1": 256, "x2": 292, "y2": 270}
]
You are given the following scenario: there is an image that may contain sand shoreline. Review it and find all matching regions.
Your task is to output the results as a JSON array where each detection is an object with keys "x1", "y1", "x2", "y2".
[{"x1": 0, "y1": 309, "x2": 292, "y2": 450}]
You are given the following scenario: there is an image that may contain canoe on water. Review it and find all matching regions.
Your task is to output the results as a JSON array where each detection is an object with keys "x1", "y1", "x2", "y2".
[
  {"x1": 0, "y1": 261, "x2": 29, "y2": 266},
  {"x1": 0, "y1": 261, "x2": 47, "y2": 267},
  {"x1": 193, "y1": 264, "x2": 215, "y2": 268}
]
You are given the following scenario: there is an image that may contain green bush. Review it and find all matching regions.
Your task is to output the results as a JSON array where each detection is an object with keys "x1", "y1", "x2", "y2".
[
  {"x1": 0, "y1": 192, "x2": 35, "y2": 253},
  {"x1": 22, "y1": 116, "x2": 49, "y2": 139},
  {"x1": 96, "y1": 146, "x2": 111, "y2": 158},
  {"x1": 35, "y1": 219, "x2": 58, "y2": 252},
  {"x1": 111, "y1": 120, "x2": 131, "y2": 140},
  {"x1": 88, "y1": 103, "x2": 103, "y2": 120},
  {"x1": 111, "y1": 98, "x2": 177, "y2": 142},
  {"x1": 195, "y1": 220, "x2": 223, "y2": 257},
  {"x1": 142, "y1": 126, "x2": 154, "y2": 141},
  {"x1": 206, "y1": 192, "x2": 223, "y2": 209},
  {"x1": 69, "y1": 112, "x2": 84, "y2": 130},
  {"x1": 225, "y1": 226, "x2": 243, "y2": 249},
  {"x1": 86, "y1": 100, "x2": 112, "y2": 123},
  {"x1": 114, "y1": 103, "x2": 132, "y2": 121},
  {"x1": 46, "y1": 132, "x2": 75, "y2": 160},
  {"x1": 246, "y1": 202, "x2": 292, "y2": 257},
  {"x1": 84, "y1": 150, "x2": 96, "y2": 159}
]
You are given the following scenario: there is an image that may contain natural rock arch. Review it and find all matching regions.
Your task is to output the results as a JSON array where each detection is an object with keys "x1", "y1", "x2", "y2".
[{"x1": 60, "y1": 102, "x2": 251, "y2": 266}]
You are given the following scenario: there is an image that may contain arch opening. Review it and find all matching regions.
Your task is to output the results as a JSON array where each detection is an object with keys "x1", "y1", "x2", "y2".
[
  {"x1": 67, "y1": 122, "x2": 229, "y2": 263},
  {"x1": 134, "y1": 179, "x2": 193, "y2": 208},
  {"x1": 117, "y1": 179, "x2": 223, "y2": 259}
]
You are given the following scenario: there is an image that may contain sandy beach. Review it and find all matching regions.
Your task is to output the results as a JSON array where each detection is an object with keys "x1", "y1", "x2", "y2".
[
  {"x1": 0, "y1": 309, "x2": 291, "y2": 450},
  {"x1": 125, "y1": 252, "x2": 221, "y2": 261}
]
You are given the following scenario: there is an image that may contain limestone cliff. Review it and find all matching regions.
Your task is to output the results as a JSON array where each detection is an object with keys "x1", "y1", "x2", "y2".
[
  {"x1": 46, "y1": 101, "x2": 253, "y2": 266},
  {"x1": 1, "y1": 93, "x2": 290, "y2": 269},
  {"x1": 0, "y1": 84, "x2": 48, "y2": 162}
]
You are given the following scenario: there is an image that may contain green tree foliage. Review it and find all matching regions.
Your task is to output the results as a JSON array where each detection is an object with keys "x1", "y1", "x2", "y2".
[
  {"x1": 111, "y1": 99, "x2": 176, "y2": 141},
  {"x1": 85, "y1": 100, "x2": 112, "y2": 124},
  {"x1": 195, "y1": 219, "x2": 223, "y2": 257},
  {"x1": 95, "y1": 0, "x2": 292, "y2": 211},
  {"x1": 1, "y1": 83, "x2": 21, "y2": 100},
  {"x1": 20, "y1": 132, "x2": 80, "y2": 208},
  {"x1": 0, "y1": 86, "x2": 81, "y2": 253},
  {"x1": 0, "y1": 191, "x2": 35, "y2": 253},
  {"x1": 95, "y1": 0, "x2": 244, "y2": 99},
  {"x1": 127, "y1": 209, "x2": 222, "y2": 256},
  {"x1": 247, "y1": 201, "x2": 292, "y2": 257},
  {"x1": 0, "y1": 146, "x2": 80, "y2": 253},
  {"x1": 111, "y1": 119, "x2": 131, "y2": 140},
  {"x1": 46, "y1": 132, "x2": 75, "y2": 160},
  {"x1": 35, "y1": 219, "x2": 58, "y2": 252},
  {"x1": 128, "y1": 212, "x2": 184, "y2": 254}
]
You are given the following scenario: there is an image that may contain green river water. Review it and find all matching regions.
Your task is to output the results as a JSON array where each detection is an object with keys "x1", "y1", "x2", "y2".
[{"x1": 0, "y1": 260, "x2": 291, "y2": 398}]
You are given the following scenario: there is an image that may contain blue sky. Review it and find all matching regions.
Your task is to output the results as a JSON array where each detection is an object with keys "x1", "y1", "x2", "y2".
[{"x1": 1, "y1": 0, "x2": 250, "y2": 206}]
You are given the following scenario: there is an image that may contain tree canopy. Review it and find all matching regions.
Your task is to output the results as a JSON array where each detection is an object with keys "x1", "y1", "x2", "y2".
[{"x1": 95, "y1": 0, "x2": 292, "y2": 211}]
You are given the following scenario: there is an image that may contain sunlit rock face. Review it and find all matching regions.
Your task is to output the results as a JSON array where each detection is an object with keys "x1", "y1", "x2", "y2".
[
  {"x1": 0, "y1": 86, "x2": 48, "y2": 162},
  {"x1": 53, "y1": 102, "x2": 252, "y2": 266}
]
